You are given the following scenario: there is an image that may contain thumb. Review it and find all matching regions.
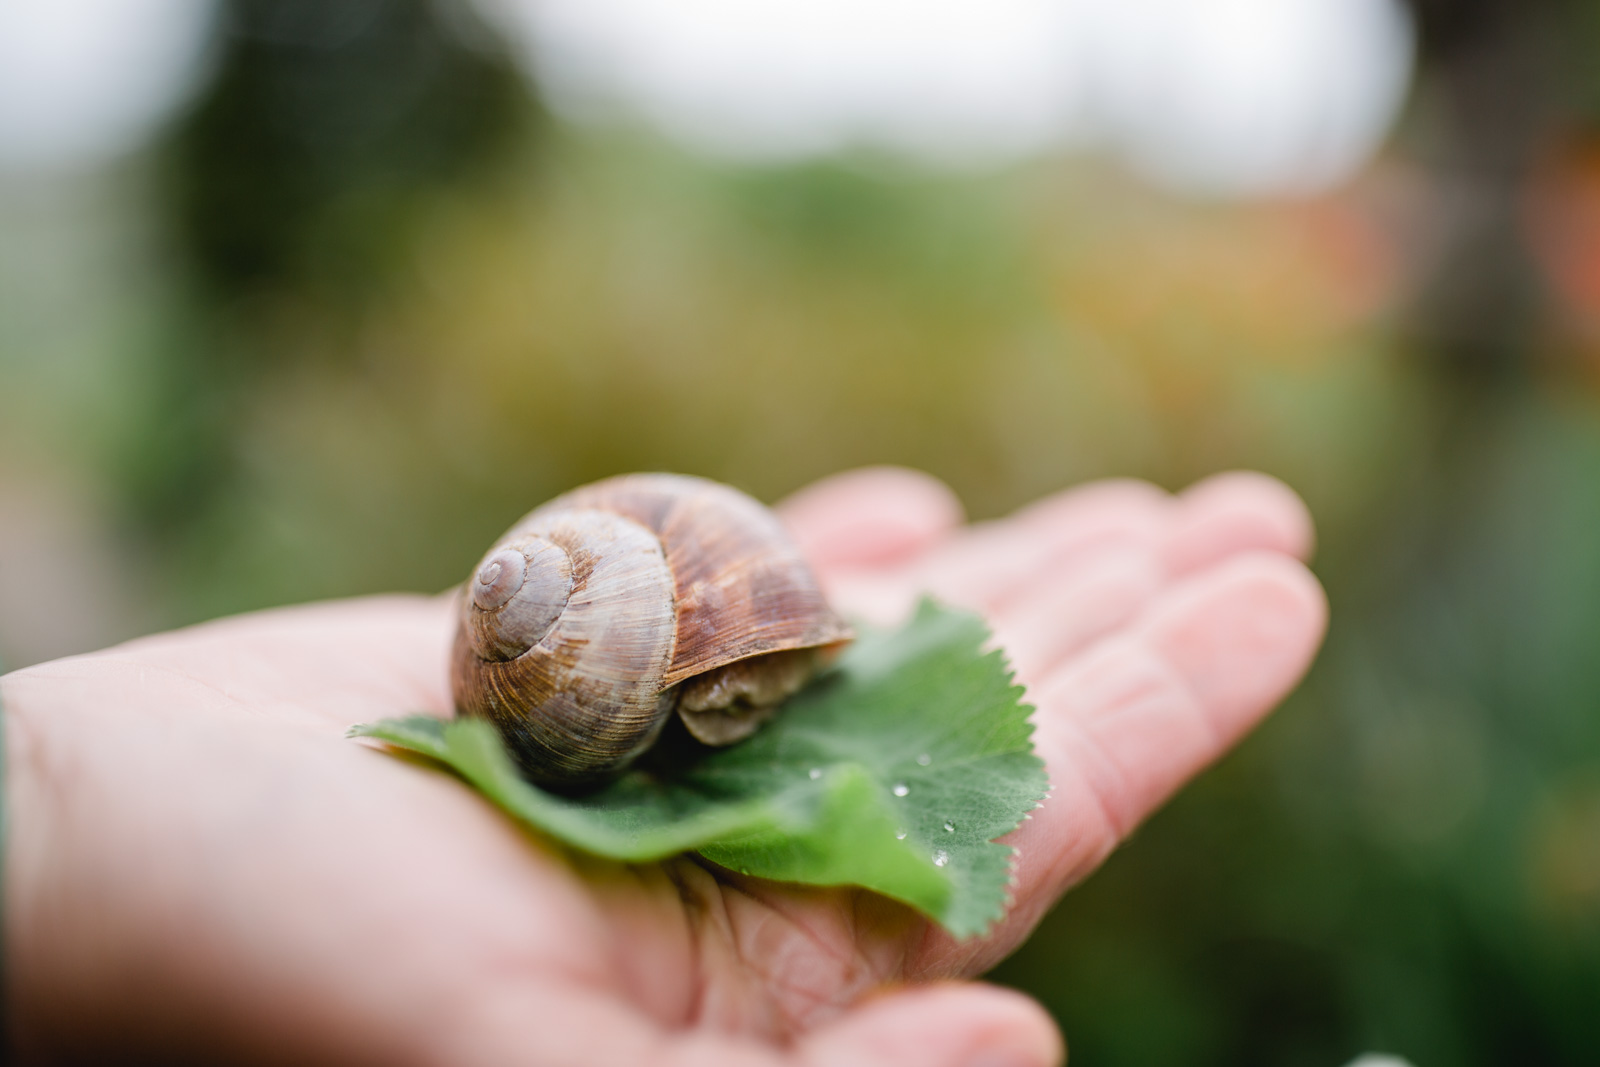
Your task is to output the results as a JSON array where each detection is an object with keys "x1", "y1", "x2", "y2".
[{"x1": 794, "y1": 983, "x2": 1062, "y2": 1067}]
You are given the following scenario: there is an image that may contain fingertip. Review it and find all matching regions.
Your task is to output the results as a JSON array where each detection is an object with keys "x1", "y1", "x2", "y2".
[
  {"x1": 1169, "y1": 471, "x2": 1317, "y2": 571},
  {"x1": 797, "y1": 983, "x2": 1062, "y2": 1067},
  {"x1": 778, "y1": 467, "x2": 965, "y2": 569}
]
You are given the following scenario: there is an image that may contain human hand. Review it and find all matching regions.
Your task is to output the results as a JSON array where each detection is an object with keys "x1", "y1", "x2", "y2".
[{"x1": 1, "y1": 468, "x2": 1324, "y2": 1066}]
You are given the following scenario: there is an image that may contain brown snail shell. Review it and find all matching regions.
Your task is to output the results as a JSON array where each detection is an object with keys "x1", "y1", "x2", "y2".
[{"x1": 450, "y1": 473, "x2": 853, "y2": 787}]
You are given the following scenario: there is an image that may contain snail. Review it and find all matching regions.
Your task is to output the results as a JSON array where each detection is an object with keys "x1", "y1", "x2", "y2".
[{"x1": 451, "y1": 473, "x2": 853, "y2": 788}]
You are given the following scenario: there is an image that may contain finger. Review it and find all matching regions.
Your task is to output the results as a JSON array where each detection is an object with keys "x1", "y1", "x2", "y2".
[
  {"x1": 985, "y1": 471, "x2": 1317, "y2": 684},
  {"x1": 1165, "y1": 471, "x2": 1315, "y2": 573},
  {"x1": 821, "y1": 487, "x2": 1163, "y2": 629},
  {"x1": 822, "y1": 472, "x2": 1311, "y2": 637},
  {"x1": 989, "y1": 548, "x2": 1161, "y2": 688},
  {"x1": 1023, "y1": 553, "x2": 1324, "y2": 931},
  {"x1": 909, "y1": 479, "x2": 1170, "y2": 613},
  {"x1": 777, "y1": 467, "x2": 965, "y2": 572},
  {"x1": 807, "y1": 571, "x2": 926, "y2": 628},
  {"x1": 793, "y1": 983, "x2": 1062, "y2": 1067},
  {"x1": 920, "y1": 553, "x2": 1326, "y2": 976},
  {"x1": 1043, "y1": 552, "x2": 1325, "y2": 827},
  {"x1": 910, "y1": 473, "x2": 1313, "y2": 620},
  {"x1": 1010, "y1": 477, "x2": 1171, "y2": 533}
]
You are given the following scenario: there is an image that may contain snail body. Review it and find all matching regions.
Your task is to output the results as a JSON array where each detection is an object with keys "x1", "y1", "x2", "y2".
[{"x1": 451, "y1": 474, "x2": 852, "y2": 787}]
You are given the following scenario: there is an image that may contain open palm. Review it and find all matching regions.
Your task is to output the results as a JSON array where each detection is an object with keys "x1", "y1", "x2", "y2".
[{"x1": 3, "y1": 468, "x2": 1324, "y2": 1066}]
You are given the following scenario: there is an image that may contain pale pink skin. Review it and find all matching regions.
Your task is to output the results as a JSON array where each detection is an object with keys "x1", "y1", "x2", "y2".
[{"x1": 2, "y1": 468, "x2": 1325, "y2": 1066}]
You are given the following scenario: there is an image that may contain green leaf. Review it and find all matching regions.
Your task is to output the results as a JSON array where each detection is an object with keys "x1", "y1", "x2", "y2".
[{"x1": 350, "y1": 600, "x2": 1047, "y2": 938}]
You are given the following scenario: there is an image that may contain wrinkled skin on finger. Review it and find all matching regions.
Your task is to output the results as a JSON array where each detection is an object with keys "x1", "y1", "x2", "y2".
[{"x1": 2, "y1": 468, "x2": 1325, "y2": 1067}]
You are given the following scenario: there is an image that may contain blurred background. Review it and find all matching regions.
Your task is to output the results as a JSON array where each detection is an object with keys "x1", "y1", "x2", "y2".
[{"x1": 2, "y1": 0, "x2": 1599, "y2": 1062}]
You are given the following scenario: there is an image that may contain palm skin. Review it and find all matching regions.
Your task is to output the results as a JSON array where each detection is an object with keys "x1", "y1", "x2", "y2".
[{"x1": 2, "y1": 468, "x2": 1325, "y2": 1066}]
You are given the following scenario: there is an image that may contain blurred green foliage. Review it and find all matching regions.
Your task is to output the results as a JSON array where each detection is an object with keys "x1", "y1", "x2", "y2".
[
  {"x1": 7, "y1": 1, "x2": 1600, "y2": 1064},
  {"x1": 137, "y1": 121, "x2": 1403, "y2": 621}
]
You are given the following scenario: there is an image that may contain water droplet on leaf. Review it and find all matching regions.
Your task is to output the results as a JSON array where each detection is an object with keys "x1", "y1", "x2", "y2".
[
  {"x1": 895, "y1": 829, "x2": 908, "y2": 840},
  {"x1": 932, "y1": 849, "x2": 950, "y2": 867},
  {"x1": 808, "y1": 768, "x2": 822, "y2": 780},
  {"x1": 892, "y1": 783, "x2": 909, "y2": 797},
  {"x1": 917, "y1": 753, "x2": 932, "y2": 766},
  {"x1": 943, "y1": 821, "x2": 955, "y2": 833}
]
